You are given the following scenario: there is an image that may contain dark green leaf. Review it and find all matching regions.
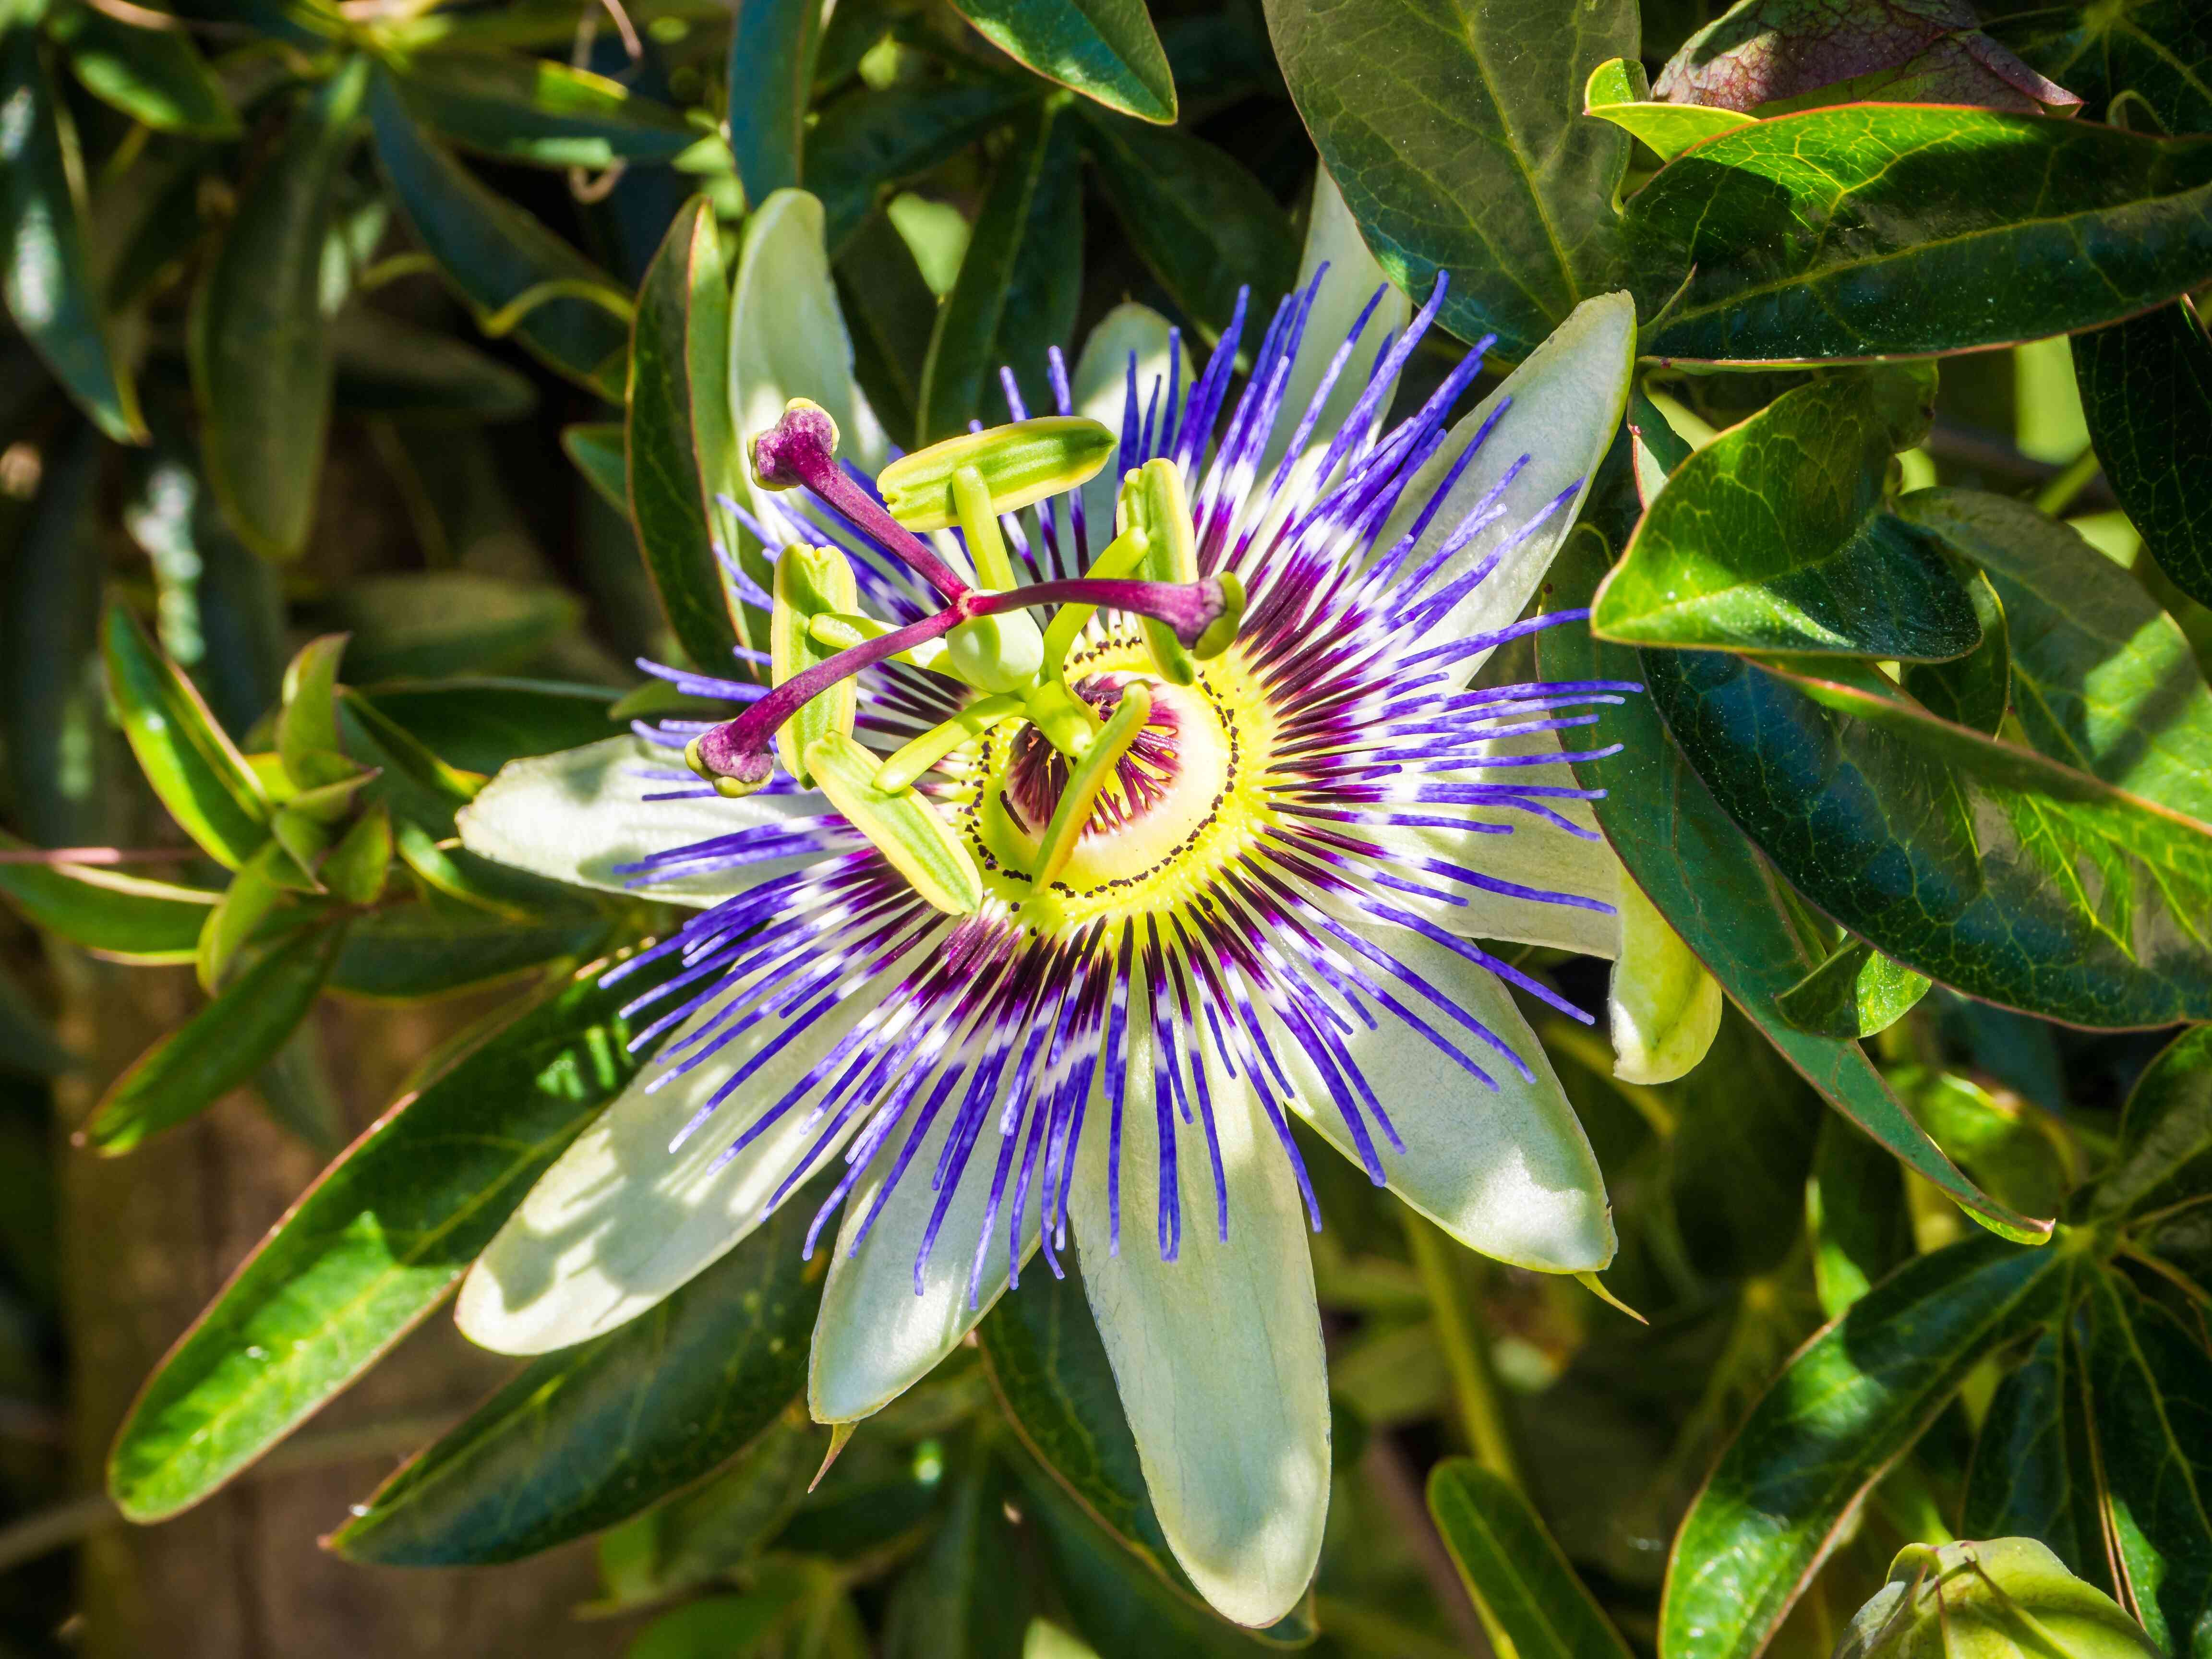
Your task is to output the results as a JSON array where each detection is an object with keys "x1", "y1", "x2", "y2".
[
  {"x1": 627, "y1": 194, "x2": 747, "y2": 673},
  {"x1": 1427, "y1": 1458, "x2": 1634, "y2": 1659},
  {"x1": 313, "y1": 572, "x2": 581, "y2": 681},
  {"x1": 0, "y1": 29, "x2": 144, "y2": 441},
  {"x1": 329, "y1": 307, "x2": 537, "y2": 422},
  {"x1": 1660, "y1": 1235, "x2": 2074, "y2": 1659},
  {"x1": 336, "y1": 688, "x2": 481, "y2": 836},
  {"x1": 1899, "y1": 486, "x2": 2212, "y2": 820},
  {"x1": 1540, "y1": 530, "x2": 2047, "y2": 1241},
  {"x1": 1896, "y1": 1067, "x2": 2075, "y2": 1221},
  {"x1": 808, "y1": 80, "x2": 1039, "y2": 257},
  {"x1": 1961, "y1": 1329, "x2": 2109, "y2": 1588},
  {"x1": 1995, "y1": 0, "x2": 2211, "y2": 133},
  {"x1": 2073, "y1": 301, "x2": 2212, "y2": 609},
  {"x1": 83, "y1": 921, "x2": 343, "y2": 1155},
  {"x1": 625, "y1": 1590, "x2": 812, "y2": 1659},
  {"x1": 328, "y1": 1185, "x2": 826, "y2": 1564},
  {"x1": 563, "y1": 421, "x2": 629, "y2": 511},
  {"x1": 0, "y1": 830, "x2": 217, "y2": 963},
  {"x1": 946, "y1": 0, "x2": 1175, "y2": 121},
  {"x1": 369, "y1": 68, "x2": 629, "y2": 398},
  {"x1": 1262, "y1": 0, "x2": 1633, "y2": 360},
  {"x1": 356, "y1": 678, "x2": 621, "y2": 775},
  {"x1": 1667, "y1": 1006, "x2": 1822, "y2": 1278},
  {"x1": 1630, "y1": 109, "x2": 2212, "y2": 363},
  {"x1": 918, "y1": 99, "x2": 1082, "y2": 440},
  {"x1": 47, "y1": 2, "x2": 240, "y2": 135},
  {"x1": 106, "y1": 946, "x2": 677, "y2": 1521},
  {"x1": 2077, "y1": 1265, "x2": 2212, "y2": 1657},
  {"x1": 329, "y1": 893, "x2": 608, "y2": 999},
  {"x1": 1642, "y1": 646, "x2": 2212, "y2": 1028},
  {"x1": 1901, "y1": 568, "x2": 2009, "y2": 735},
  {"x1": 1592, "y1": 372, "x2": 1978, "y2": 660},
  {"x1": 103, "y1": 602, "x2": 270, "y2": 869},
  {"x1": 1807, "y1": 1112, "x2": 1913, "y2": 1318},
  {"x1": 2089, "y1": 1025, "x2": 2212, "y2": 1225},
  {"x1": 837, "y1": 211, "x2": 938, "y2": 452},
  {"x1": 590, "y1": 1419, "x2": 816, "y2": 1613},
  {"x1": 728, "y1": 0, "x2": 823, "y2": 204},
  {"x1": 394, "y1": 50, "x2": 694, "y2": 168},
  {"x1": 1777, "y1": 939, "x2": 1930, "y2": 1040},
  {"x1": 1076, "y1": 106, "x2": 1295, "y2": 344},
  {"x1": 882, "y1": 1452, "x2": 1033, "y2": 1659}
]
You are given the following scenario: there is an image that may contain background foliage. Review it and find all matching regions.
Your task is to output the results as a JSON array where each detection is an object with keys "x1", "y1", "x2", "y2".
[{"x1": 0, "y1": 0, "x2": 2209, "y2": 1653}]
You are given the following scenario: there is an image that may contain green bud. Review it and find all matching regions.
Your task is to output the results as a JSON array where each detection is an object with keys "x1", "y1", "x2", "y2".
[
  {"x1": 771, "y1": 542, "x2": 859, "y2": 786},
  {"x1": 1835, "y1": 1540, "x2": 2163, "y2": 1659},
  {"x1": 877, "y1": 417, "x2": 1116, "y2": 532},
  {"x1": 804, "y1": 731, "x2": 983, "y2": 916},
  {"x1": 1119, "y1": 457, "x2": 1201, "y2": 685}
]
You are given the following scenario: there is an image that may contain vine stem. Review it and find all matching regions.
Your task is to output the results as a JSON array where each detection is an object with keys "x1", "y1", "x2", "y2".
[{"x1": 1404, "y1": 1211, "x2": 1523, "y2": 1489}]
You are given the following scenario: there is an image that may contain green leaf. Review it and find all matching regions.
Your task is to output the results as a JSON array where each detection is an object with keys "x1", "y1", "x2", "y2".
[
  {"x1": 275, "y1": 632, "x2": 348, "y2": 787},
  {"x1": 328, "y1": 307, "x2": 537, "y2": 423},
  {"x1": 327, "y1": 1182, "x2": 825, "y2": 1564},
  {"x1": 625, "y1": 1590, "x2": 813, "y2": 1659},
  {"x1": 1630, "y1": 108, "x2": 2212, "y2": 362},
  {"x1": 369, "y1": 67, "x2": 629, "y2": 398},
  {"x1": 589, "y1": 1419, "x2": 815, "y2": 1613},
  {"x1": 336, "y1": 687, "x2": 481, "y2": 836},
  {"x1": 628, "y1": 194, "x2": 748, "y2": 674},
  {"x1": 83, "y1": 921, "x2": 343, "y2": 1155},
  {"x1": 808, "y1": 80, "x2": 1040, "y2": 257},
  {"x1": 1898, "y1": 486, "x2": 2212, "y2": 821},
  {"x1": 1961, "y1": 1330, "x2": 2109, "y2": 1588},
  {"x1": 1996, "y1": 0, "x2": 2211, "y2": 134},
  {"x1": 1075, "y1": 107, "x2": 1296, "y2": 344},
  {"x1": 1642, "y1": 646, "x2": 2212, "y2": 1028},
  {"x1": 313, "y1": 572, "x2": 581, "y2": 681},
  {"x1": 947, "y1": 0, "x2": 1174, "y2": 121},
  {"x1": 563, "y1": 421, "x2": 628, "y2": 511},
  {"x1": 106, "y1": 947, "x2": 676, "y2": 1521},
  {"x1": 882, "y1": 1452, "x2": 1034, "y2": 1659},
  {"x1": 393, "y1": 50, "x2": 694, "y2": 168},
  {"x1": 1777, "y1": 939, "x2": 1929, "y2": 1040},
  {"x1": 355, "y1": 679, "x2": 621, "y2": 776},
  {"x1": 47, "y1": 2, "x2": 239, "y2": 135},
  {"x1": 329, "y1": 893, "x2": 608, "y2": 999},
  {"x1": 2088, "y1": 1025, "x2": 2212, "y2": 1225},
  {"x1": 1900, "y1": 568, "x2": 2009, "y2": 735},
  {"x1": 0, "y1": 831, "x2": 218, "y2": 963},
  {"x1": 1262, "y1": 0, "x2": 1633, "y2": 360},
  {"x1": 0, "y1": 29, "x2": 144, "y2": 442},
  {"x1": 838, "y1": 211, "x2": 939, "y2": 451},
  {"x1": 1427, "y1": 1459, "x2": 1634, "y2": 1659},
  {"x1": 1807, "y1": 1112, "x2": 1913, "y2": 1318},
  {"x1": 1660, "y1": 1235, "x2": 2076, "y2": 1659},
  {"x1": 918, "y1": 99, "x2": 1082, "y2": 441},
  {"x1": 2072, "y1": 301, "x2": 2212, "y2": 610},
  {"x1": 1591, "y1": 372, "x2": 1978, "y2": 660},
  {"x1": 1895, "y1": 1067, "x2": 2076, "y2": 1221},
  {"x1": 1540, "y1": 529, "x2": 2047, "y2": 1242},
  {"x1": 103, "y1": 602, "x2": 270, "y2": 869},
  {"x1": 728, "y1": 0, "x2": 823, "y2": 204},
  {"x1": 1582, "y1": 58, "x2": 1756, "y2": 165},
  {"x1": 1666, "y1": 1006, "x2": 1823, "y2": 1278},
  {"x1": 189, "y1": 55, "x2": 367, "y2": 559},
  {"x1": 2076, "y1": 1265, "x2": 2212, "y2": 1656}
]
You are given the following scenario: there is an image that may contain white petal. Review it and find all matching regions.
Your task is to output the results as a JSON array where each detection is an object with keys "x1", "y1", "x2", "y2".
[
  {"x1": 1070, "y1": 998, "x2": 1329, "y2": 1629},
  {"x1": 1266, "y1": 920, "x2": 1614, "y2": 1273},
  {"x1": 1256, "y1": 164, "x2": 1410, "y2": 491},
  {"x1": 456, "y1": 735, "x2": 831, "y2": 907},
  {"x1": 730, "y1": 189, "x2": 888, "y2": 491},
  {"x1": 456, "y1": 976, "x2": 895, "y2": 1354},
  {"x1": 1609, "y1": 877, "x2": 1723, "y2": 1084},
  {"x1": 1379, "y1": 291, "x2": 1636, "y2": 684},
  {"x1": 1070, "y1": 302, "x2": 1190, "y2": 547},
  {"x1": 808, "y1": 1050, "x2": 1039, "y2": 1422}
]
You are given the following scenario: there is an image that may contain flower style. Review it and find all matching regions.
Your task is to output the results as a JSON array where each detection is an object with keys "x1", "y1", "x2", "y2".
[{"x1": 453, "y1": 180, "x2": 1639, "y2": 1626}]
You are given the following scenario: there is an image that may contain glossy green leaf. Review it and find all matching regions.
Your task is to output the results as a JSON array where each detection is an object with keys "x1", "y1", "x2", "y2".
[
  {"x1": 337, "y1": 688, "x2": 481, "y2": 836},
  {"x1": 589, "y1": 1419, "x2": 815, "y2": 1613},
  {"x1": 1900, "y1": 568, "x2": 2009, "y2": 735},
  {"x1": 106, "y1": 947, "x2": 677, "y2": 1521},
  {"x1": 194, "y1": 840, "x2": 293, "y2": 991},
  {"x1": 2073, "y1": 301, "x2": 2212, "y2": 609},
  {"x1": 1075, "y1": 107, "x2": 1296, "y2": 343},
  {"x1": 355, "y1": 679, "x2": 620, "y2": 776},
  {"x1": 276, "y1": 632, "x2": 348, "y2": 786},
  {"x1": 728, "y1": 0, "x2": 823, "y2": 204},
  {"x1": 838, "y1": 211, "x2": 938, "y2": 450},
  {"x1": 628, "y1": 194, "x2": 747, "y2": 674},
  {"x1": 319, "y1": 801, "x2": 389, "y2": 906},
  {"x1": 1896, "y1": 1067, "x2": 2075, "y2": 1221},
  {"x1": 1667, "y1": 1007, "x2": 1822, "y2": 1278},
  {"x1": 328, "y1": 308, "x2": 536, "y2": 423},
  {"x1": 188, "y1": 55, "x2": 366, "y2": 558},
  {"x1": 2077, "y1": 1265, "x2": 2212, "y2": 1656},
  {"x1": 2088, "y1": 1025, "x2": 2212, "y2": 1224},
  {"x1": 1540, "y1": 530, "x2": 2047, "y2": 1241},
  {"x1": 48, "y1": 3, "x2": 239, "y2": 135},
  {"x1": 1262, "y1": 0, "x2": 1632, "y2": 360},
  {"x1": 83, "y1": 921, "x2": 343, "y2": 1156},
  {"x1": 329, "y1": 1186, "x2": 825, "y2": 1564},
  {"x1": 1582, "y1": 58, "x2": 1755, "y2": 166},
  {"x1": 1897, "y1": 486, "x2": 2212, "y2": 821},
  {"x1": 1660, "y1": 1235, "x2": 2075, "y2": 1659},
  {"x1": 563, "y1": 421, "x2": 628, "y2": 511},
  {"x1": 1807, "y1": 1112, "x2": 1913, "y2": 1318},
  {"x1": 0, "y1": 831, "x2": 217, "y2": 963},
  {"x1": 882, "y1": 1453, "x2": 1034, "y2": 1659},
  {"x1": 948, "y1": 0, "x2": 1174, "y2": 121},
  {"x1": 1629, "y1": 108, "x2": 2212, "y2": 363},
  {"x1": 1960, "y1": 1329, "x2": 2109, "y2": 1588},
  {"x1": 0, "y1": 29, "x2": 144, "y2": 441},
  {"x1": 1428, "y1": 1459, "x2": 1634, "y2": 1659},
  {"x1": 329, "y1": 893, "x2": 607, "y2": 999},
  {"x1": 103, "y1": 603, "x2": 270, "y2": 869},
  {"x1": 314, "y1": 572, "x2": 581, "y2": 682},
  {"x1": 1592, "y1": 373, "x2": 1977, "y2": 660},
  {"x1": 394, "y1": 50, "x2": 694, "y2": 168},
  {"x1": 1777, "y1": 939, "x2": 1930, "y2": 1040},
  {"x1": 1643, "y1": 647, "x2": 2212, "y2": 1027},
  {"x1": 369, "y1": 68, "x2": 629, "y2": 397},
  {"x1": 918, "y1": 99, "x2": 1082, "y2": 441},
  {"x1": 808, "y1": 80, "x2": 1040, "y2": 257},
  {"x1": 1996, "y1": 0, "x2": 2211, "y2": 134}
]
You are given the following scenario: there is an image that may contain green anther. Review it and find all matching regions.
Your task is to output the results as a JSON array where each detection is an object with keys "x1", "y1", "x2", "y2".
[
  {"x1": 771, "y1": 542, "x2": 859, "y2": 786},
  {"x1": 1192, "y1": 570, "x2": 1246, "y2": 659},
  {"x1": 809, "y1": 611, "x2": 950, "y2": 673},
  {"x1": 1039, "y1": 524, "x2": 1149, "y2": 683},
  {"x1": 873, "y1": 693, "x2": 1025, "y2": 793},
  {"x1": 804, "y1": 731, "x2": 983, "y2": 916},
  {"x1": 951, "y1": 465, "x2": 1018, "y2": 589},
  {"x1": 1023, "y1": 678, "x2": 1103, "y2": 759},
  {"x1": 877, "y1": 417, "x2": 1116, "y2": 532},
  {"x1": 1120, "y1": 458, "x2": 1200, "y2": 686},
  {"x1": 1032, "y1": 681, "x2": 1152, "y2": 888}
]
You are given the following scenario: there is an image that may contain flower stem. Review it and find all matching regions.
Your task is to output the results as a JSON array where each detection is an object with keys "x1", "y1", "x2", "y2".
[{"x1": 1404, "y1": 1211, "x2": 1523, "y2": 1489}]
